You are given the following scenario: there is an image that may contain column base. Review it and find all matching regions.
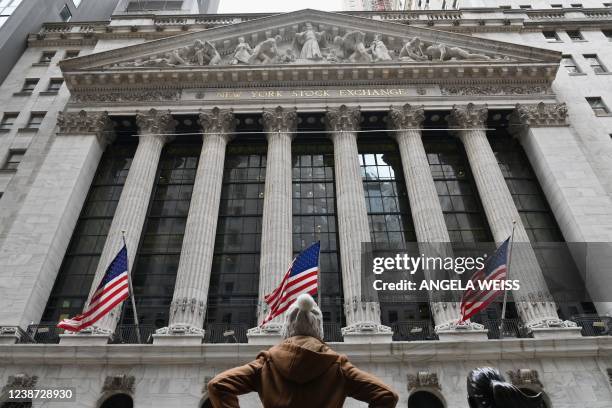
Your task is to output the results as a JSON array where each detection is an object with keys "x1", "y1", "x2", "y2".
[
  {"x1": 152, "y1": 325, "x2": 204, "y2": 345},
  {"x1": 341, "y1": 322, "x2": 393, "y2": 344},
  {"x1": 59, "y1": 326, "x2": 113, "y2": 345},
  {"x1": 0, "y1": 326, "x2": 26, "y2": 344},
  {"x1": 528, "y1": 319, "x2": 583, "y2": 339},
  {"x1": 247, "y1": 323, "x2": 283, "y2": 345},
  {"x1": 435, "y1": 321, "x2": 489, "y2": 341}
]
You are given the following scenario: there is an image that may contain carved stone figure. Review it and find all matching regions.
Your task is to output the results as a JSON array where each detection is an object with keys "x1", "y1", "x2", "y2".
[
  {"x1": 369, "y1": 34, "x2": 392, "y2": 62},
  {"x1": 193, "y1": 40, "x2": 221, "y2": 65},
  {"x1": 279, "y1": 49, "x2": 296, "y2": 64},
  {"x1": 399, "y1": 37, "x2": 428, "y2": 61},
  {"x1": 425, "y1": 42, "x2": 491, "y2": 61},
  {"x1": 294, "y1": 22, "x2": 325, "y2": 60},
  {"x1": 231, "y1": 36, "x2": 253, "y2": 65},
  {"x1": 334, "y1": 31, "x2": 371, "y2": 63},
  {"x1": 249, "y1": 35, "x2": 282, "y2": 64},
  {"x1": 467, "y1": 367, "x2": 546, "y2": 408}
]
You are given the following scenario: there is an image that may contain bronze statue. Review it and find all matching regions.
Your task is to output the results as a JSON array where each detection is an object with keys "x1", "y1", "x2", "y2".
[{"x1": 467, "y1": 368, "x2": 546, "y2": 408}]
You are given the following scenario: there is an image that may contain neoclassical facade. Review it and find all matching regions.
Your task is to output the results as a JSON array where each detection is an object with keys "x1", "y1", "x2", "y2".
[{"x1": 1, "y1": 5, "x2": 612, "y2": 408}]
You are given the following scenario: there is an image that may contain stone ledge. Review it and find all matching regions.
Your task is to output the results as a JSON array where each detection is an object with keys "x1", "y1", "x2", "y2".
[{"x1": 0, "y1": 336, "x2": 610, "y2": 366}]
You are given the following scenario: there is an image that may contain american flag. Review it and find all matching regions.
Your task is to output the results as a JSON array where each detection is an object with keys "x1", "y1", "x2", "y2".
[
  {"x1": 57, "y1": 245, "x2": 130, "y2": 332},
  {"x1": 262, "y1": 241, "x2": 320, "y2": 326},
  {"x1": 460, "y1": 237, "x2": 511, "y2": 322}
]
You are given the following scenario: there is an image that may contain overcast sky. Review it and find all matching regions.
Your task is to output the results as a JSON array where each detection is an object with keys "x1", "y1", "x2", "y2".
[{"x1": 218, "y1": 0, "x2": 344, "y2": 13}]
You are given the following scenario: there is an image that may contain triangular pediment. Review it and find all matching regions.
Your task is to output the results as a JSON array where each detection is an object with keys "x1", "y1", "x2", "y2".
[{"x1": 61, "y1": 8, "x2": 560, "y2": 73}]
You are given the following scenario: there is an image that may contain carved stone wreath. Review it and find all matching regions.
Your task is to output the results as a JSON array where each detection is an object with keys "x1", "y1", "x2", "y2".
[
  {"x1": 102, "y1": 375, "x2": 135, "y2": 394},
  {"x1": 407, "y1": 372, "x2": 440, "y2": 391},
  {"x1": 506, "y1": 369, "x2": 543, "y2": 389},
  {"x1": 2, "y1": 374, "x2": 38, "y2": 394}
]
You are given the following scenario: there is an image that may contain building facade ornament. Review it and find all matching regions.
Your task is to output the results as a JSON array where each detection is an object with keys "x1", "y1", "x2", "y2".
[
  {"x1": 57, "y1": 110, "x2": 115, "y2": 146},
  {"x1": 102, "y1": 375, "x2": 135, "y2": 394},
  {"x1": 72, "y1": 89, "x2": 182, "y2": 103},
  {"x1": 407, "y1": 372, "x2": 441, "y2": 391},
  {"x1": 262, "y1": 106, "x2": 298, "y2": 134},
  {"x1": 198, "y1": 107, "x2": 235, "y2": 135},
  {"x1": 448, "y1": 103, "x2": 488, "y2": 129},
  {"x1": 2, "y1": 374, "x2": 38, "y2": 394},
  {"x1": 135, "y1": 109, "x2": 177, "y2": 136},
  {"x1": 295, "y1": 22, "x2": 325, "y2": 60},
  {"x1": 388, "y1": 104, "x2": 426, "y2": 130},
  {"x1": 510, "y1": 102, "x2": 569, "y2": 128},
  {"x1": 440, "y1": 85, "x2": 553, "y2": 96},
  {"x1": 326, "y1": 105, "x2": 361, "y2": 132},
  {"x1": 506, "y1": 369, "x2": 543, "y2": 388}
]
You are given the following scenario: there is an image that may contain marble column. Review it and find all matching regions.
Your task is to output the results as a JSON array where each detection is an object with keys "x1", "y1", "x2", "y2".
[
  {"x1": 326, "y1": 105, "x2": 392, "y2": 343},
  {"x1": 388, "y1": 104, "x2": 486, "y2": 340},
  {"x1": 511, "y1": 103, "x2": 612, "y2": 319},
  {"x1": 247, "y1": 107, "x2": 297, "y2": 344},
  {"x1": 0, "y1": 111, "x2": 114, "y2": 344},
  {"x1": 449, "y1": 103, "x2": 580, "y2": 339},
  {"x1": 153, "y1": 108, "x2": 235, "y2": 345},
  {"x1": 60, "y1": 108, "x2": 176, "y2": 345}
]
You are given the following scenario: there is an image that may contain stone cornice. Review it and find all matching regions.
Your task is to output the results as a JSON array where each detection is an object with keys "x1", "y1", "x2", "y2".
[
  {"x1": 0, "y1": 337, "x2": 610, "y2": 365},
  {"x1": 262, "y1": 106, "x2": 298, "y2": 134},
  {"x1": 29, "y1": 8, "x2": 612, "y2": 47},
  {"x1": 56, "y1": 110, "x2": 115, "y2": 146},
  {"x1": 135, "y1": 108, "x2": 177, "y2": 135},
  {"x1": 449, "y1": 103, "x2": 488, "y2": 129},
  {"x1": 326, "y1": 105, "x2": 361, "y2": 132},
  {"x1": 388, "y1": 104, "x2": 425, "y2": 130},
  {"x1": 58, "y1": 9, "x2": 561, "y2": 73},
  {"x1": 197, "y1": 107, "x2": 235, "y2": 134},
  {"x1": 510, "y1": 102, "x2": 569, "y2": 128},
  {"x1": 63, "y1": 61, "x2": 559, "y2": 98}
]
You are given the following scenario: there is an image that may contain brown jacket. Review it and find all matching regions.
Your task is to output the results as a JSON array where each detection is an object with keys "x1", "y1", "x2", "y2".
[{"x1": 207, "y1": 336, "x2": 398, "y2": 408}]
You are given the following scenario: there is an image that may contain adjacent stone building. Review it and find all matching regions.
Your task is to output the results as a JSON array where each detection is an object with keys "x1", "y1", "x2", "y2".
[{"x1": 1, "y1": 1, "x2": 612, "y2": 407}]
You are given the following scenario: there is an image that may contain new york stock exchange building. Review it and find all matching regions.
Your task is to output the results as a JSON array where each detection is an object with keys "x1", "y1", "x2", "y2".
[{"x1": 2, "y1": 1, "x2": 612, "y2": 407}]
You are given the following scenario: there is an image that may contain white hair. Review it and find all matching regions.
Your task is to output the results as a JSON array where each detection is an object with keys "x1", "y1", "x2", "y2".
[{"x1": 280, "y1": 294, "x2": 324, "y2": 340}]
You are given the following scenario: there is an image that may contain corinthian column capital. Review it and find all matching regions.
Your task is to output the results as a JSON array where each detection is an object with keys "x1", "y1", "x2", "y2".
[
  {"x1": 262, "y1": 106, "x2": 298, "y2": 134},
  {"x1": 449, "y1": 103, "x2": 488, "y2": 129},
  {"x1": 388, "y1": 104, "x2": 425, "y2": 131},
  {"x1": 57, "y1": 110, "x2": 115, "y2": 146},
  {"x1": 198, "y1": 107, "x2": 235, "y2": 137},
  {"x1": 510, "y1": 102, "x2": 569, "y2": 129},
  {"x1": 325, "y1": 105, "x2": 361, "y2": 132},
  {"x1": 135, "y1": 109, "x2": 177, "y2": 142}
]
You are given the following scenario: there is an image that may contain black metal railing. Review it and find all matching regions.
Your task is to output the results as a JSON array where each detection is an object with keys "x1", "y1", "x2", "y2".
[
  {"x1": 25, "y1": 324, "x2": 62, "y2": 344},
  {"x1": 204, "y1": 324, "x2": 250, "y2": 343},
  {"x1": 323, "y1": 322, "x2": 343, "y2": 342},
  {"x1": 111, "y1": 324, "x2": 157, "y2": 344},
  {"x1": 391, "y1": 320, "x2": 438, "y2": 341},
  {"x1": 571, "y1": 315, "x2": 612, "y2": 337},
  {"x1": 482, "y1": 318, "x2": 530, "y2": 339}
]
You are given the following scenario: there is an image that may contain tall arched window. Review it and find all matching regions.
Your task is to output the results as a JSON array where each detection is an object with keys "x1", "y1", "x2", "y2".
[
  {"x1": 408, "y1": 390, "x2": 445, "y2": 408},
  {"x1": 99, "y1": 393, "x2": 133, "y2": 408}
]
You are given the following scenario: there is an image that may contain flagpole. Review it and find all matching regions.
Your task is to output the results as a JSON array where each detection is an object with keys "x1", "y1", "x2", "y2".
[
  {"x1": 121, "y1": 230, "x2": 142, "y2": 344},
  {"x1": 499, "y1": 220, "x2": 517, "y2": 340},
  {"x1": 315, "y1": 225, "x2": 322, "y2": 307}
]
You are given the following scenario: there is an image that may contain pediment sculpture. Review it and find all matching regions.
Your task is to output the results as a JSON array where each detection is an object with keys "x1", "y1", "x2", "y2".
[{"x1": 108, "y1": 22, "x2": 511, "y2": 69}]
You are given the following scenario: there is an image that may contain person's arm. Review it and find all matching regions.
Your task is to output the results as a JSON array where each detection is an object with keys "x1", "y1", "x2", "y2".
[
  {"x1": 343, "y1": 359, "x2": 399, "y2": 408},
  {"x1": 207, "y1": 356, "x2": 264, "y2": 408}
]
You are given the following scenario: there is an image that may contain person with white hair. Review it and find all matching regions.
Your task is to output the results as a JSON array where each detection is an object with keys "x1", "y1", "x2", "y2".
[{"x1": 207, "y1": 293, "x2": 399, "y2": 408}]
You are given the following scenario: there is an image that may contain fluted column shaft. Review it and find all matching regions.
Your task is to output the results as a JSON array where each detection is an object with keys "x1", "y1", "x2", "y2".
[
  {"x1": 326, "y1": 106, "x2": 390, "y2": 338},
  {"x1": 164, "y1": 108, "x2": 235, "y2": 334},
  {"x1": 84, "y1": 109, "x2": 175, "y2": 335},
  {"x1": 450, "y1": 104, "x2": 564, "y2": 330},
  {"x1": 389, "y1": 105, "x2": 463, "y2": 330},
  {"x1": 255, "y1": 107, "x2": 297, "y2": 330}
]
